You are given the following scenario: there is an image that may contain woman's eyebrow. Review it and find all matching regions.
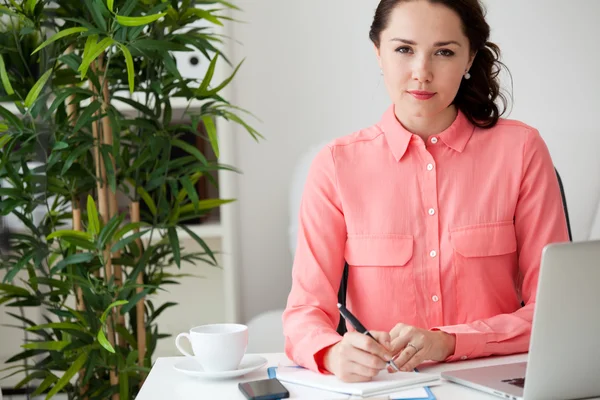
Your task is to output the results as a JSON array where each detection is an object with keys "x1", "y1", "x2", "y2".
[{"x1": 390, "y1": 38, "x2": 462, "y2": 47}]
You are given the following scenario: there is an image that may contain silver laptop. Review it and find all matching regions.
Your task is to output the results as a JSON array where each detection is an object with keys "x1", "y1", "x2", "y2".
[{"x1": 441, "y1": 240, "x2": 600, "y2": 400}]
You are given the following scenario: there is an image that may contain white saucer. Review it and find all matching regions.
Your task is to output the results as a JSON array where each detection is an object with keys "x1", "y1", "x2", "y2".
[{"x1": 173, "y1": 354, "x2": 268, "y2": 379}]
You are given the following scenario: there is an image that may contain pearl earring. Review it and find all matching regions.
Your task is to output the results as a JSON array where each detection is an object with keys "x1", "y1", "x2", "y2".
[{"x1": 464, "y1": 71, "x2": 471, "y2": 80}]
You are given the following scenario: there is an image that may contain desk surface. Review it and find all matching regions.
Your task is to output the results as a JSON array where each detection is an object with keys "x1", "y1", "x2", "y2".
[{"x1": 137, "y1": 352, "x2": 540, "y2": 399}]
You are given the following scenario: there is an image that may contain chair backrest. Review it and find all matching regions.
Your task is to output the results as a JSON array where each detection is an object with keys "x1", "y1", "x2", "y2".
[{"x1": 336, "y1": 168, "x2": 572, "y2": 335}]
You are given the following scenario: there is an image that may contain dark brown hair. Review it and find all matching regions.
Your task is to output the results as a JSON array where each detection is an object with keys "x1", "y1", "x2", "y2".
[{"x1": 369, "y1": 0, "x2": 510, "y2": 129}]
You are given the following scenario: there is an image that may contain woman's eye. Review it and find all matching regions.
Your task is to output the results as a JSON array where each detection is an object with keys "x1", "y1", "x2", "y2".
[
  {"x1": 436, "y1": 49, "x2": 455, "y2": 57},
  {"x1": 395, "y1": 46, "x2": 412, "y2": 54}
]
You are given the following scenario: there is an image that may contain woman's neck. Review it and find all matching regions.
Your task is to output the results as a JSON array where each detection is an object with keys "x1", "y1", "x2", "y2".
[{"x1": 395, "y1": 105, "x2": 458, "y2": 141}]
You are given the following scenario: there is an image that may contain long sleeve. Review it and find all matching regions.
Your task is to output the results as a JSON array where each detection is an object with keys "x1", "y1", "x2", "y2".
[
  {"x1": 282, "y1": 144, "x2": 347, "y2": 373},
  {"x1": 433, "y1": 128, "x2": 570, "y2": 361}
]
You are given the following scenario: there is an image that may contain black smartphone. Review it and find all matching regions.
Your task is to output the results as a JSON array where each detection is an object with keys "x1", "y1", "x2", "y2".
[{"x1": 238, "y1": 378, "x2": 290, "y2": 400}]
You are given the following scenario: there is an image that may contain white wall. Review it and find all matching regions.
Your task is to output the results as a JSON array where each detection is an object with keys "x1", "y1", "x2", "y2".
[{"x1": 229, "y1": 0, "x2": 600, "y2": 323}]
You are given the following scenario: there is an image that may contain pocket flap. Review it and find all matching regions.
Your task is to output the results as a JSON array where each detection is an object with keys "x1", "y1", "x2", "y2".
[
  {"x1": 345, "y1": 235, "x2": 413, "y2": 266},
  {"x1": 450, "y1": 222, "x2": 517, "y2": 258}
]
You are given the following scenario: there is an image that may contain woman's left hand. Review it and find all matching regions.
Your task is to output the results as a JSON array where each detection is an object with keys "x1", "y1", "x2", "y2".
[{"x1": 387, "y1": 323, "x2": 456, "y2": 372}]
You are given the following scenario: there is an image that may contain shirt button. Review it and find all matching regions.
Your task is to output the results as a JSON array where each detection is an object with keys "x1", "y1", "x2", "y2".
[
  {"x1": 461, "y1": 356, "x2": 468, "y2": 360},
  {"x1": 430, "y1": 137, "x2": 438, "y2": 144},
  {"x1": 427, "y1": 163, "x2": 434, "y2": 171},
  {"x1": 428, "y1": 208, "x2": 436, "y2": 216},
  {"x1": 430, "y1": 250, "x2": 437, "y2": 258},
  {"x1": 432, "y1": 295, "x2": 439, "y2": 302}
]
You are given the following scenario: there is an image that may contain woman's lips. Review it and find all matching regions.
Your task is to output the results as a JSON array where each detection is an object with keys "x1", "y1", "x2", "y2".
[{"x1": 408, "y1": 90, "x2": 436, "y2": 100}]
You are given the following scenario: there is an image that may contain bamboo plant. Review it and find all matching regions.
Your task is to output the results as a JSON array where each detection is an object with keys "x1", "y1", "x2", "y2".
[{"x1": 0, "y1": 0, "x2": 258, "y2": 398}]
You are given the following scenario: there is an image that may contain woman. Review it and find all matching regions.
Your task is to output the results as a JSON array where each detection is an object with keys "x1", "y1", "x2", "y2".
[{"x1": 282, "y1": 0, "x2": 569, "y2": 383}]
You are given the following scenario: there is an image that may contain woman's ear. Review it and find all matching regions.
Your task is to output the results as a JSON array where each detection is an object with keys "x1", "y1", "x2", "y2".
[
  {"x1": 467, "y1": 51, "x2": 478, "y2": 71},
  {"x1": 374, "y1": 44, "x2": 382, "y2": 69}
]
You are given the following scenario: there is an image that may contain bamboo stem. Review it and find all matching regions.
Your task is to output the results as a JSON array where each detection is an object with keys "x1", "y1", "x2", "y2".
[
  {"x1": 72, "y1": 206, "x2": 89, "y2": 399},
  {"x1": 91, "y1": 56, "x2": 119, "y2": 398},
  {"x1": 130, "y1": 201, "x2": 146, "y2": 370},
  {"x1": 99, "y1": 49, "x2": 127, "y2": 348}
]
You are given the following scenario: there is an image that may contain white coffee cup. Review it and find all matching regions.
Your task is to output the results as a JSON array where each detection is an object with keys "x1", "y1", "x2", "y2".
[{"x1": 175, "y1": 323, "x2": 248, "y2": 372}]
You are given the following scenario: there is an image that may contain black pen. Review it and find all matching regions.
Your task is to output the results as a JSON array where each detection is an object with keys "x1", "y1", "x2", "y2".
[{"x1": 337, "y1": 303, "x2": 400, "y2": 372}]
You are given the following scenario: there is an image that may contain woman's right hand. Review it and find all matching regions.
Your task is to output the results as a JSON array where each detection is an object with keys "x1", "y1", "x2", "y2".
[{"x1": 322, "y1": 331, "x2": 395, "y2": 382}]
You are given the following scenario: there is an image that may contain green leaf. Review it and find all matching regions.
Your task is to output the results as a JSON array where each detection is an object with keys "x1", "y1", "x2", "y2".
[
  {"x1": 97, "y1": 330, "x2": 114, "y2": 353},
  {"x1": 25, "y1": 0, "x2": 36, "y2": 14},
  {"x1": 0, "y1": 54, "x2": 15, "y2": 95},
  {"x1": 73, "y1": 99, "x2": 102, "y2": 134},
  {"x1": 27, "y1": 322, "x2": 85, "y2": 332},
  {"x1": 203, "y1": 115, "x2": 219, "y2": 158},
  {"x1": 120, "y1": 287, "x2": 151, "y2": 314},
  {"x1": 115, "y1": 324, "x2": 137, "y2": 347},
  {"x1": 198, "y1": 53, "x2": 218, "y2": 93},
  {"x1": 24, "y1": 68, "x2": 52, "y2": 108},
  {"x1": 46, "y1": 350, "x2": 89, "y2": 399},
  {"x1": 61, "y1": 144, "x2": 90, "y2": 175},
  {"x1": 0, "y1": 105, "x2": 23, "y2": 130},
  {"x1": 179, "y1": 225, "x2": 217, "y2": 264},
  {"x1": 110, "y1": 230, "x2": 148, "y2": 253},
  {"x1": 98, "y1": 213, "x2": 125, "y2": 248},
  {"x1": 116, "y1": 12, "x2": 167, "y2": 26},
  {"x1": 172, "y1": 139, "x2": 207, "y2": 165},
  {"x1": 22, "y1": 341, "x2": 69, "y2": 351},
  {"x1": 132, "y1": 39, "x2": 190, "y2": 53},
  {"x1": 87, "y1": 195, "x2": 100, "y2": 235},
  {"x1": 32, "y1": 27, "x2": 88, "y2": 54},
  {"x1": 113, "y1": 96, "x2": 154, "y2": 117},
  {"x1": 181, "y1": 198, "x2": 234, "y2": 212},
  {"x1": 162, "y1": 52, "x2": 182, "y2": 80},
  {"x1": 52, "y1": 141, "x2": 69, "y2": 150},
  {"x1": 112, "y1": 221, "x2": 144, "y2": 243},
  {"x1": 202, "y1": 59, "x2": 246, "y2": 97},
  {"x1": 100, "y1": 300, "x2": 128, "y2": 323},
  {"x1": 107, "y1": 0, "x2": 114, "y2": 12},
  {"x1": 135, "y1": 186, "x2": 157, "y2": 216},
  {"x1": 180, "y1": 176, "x2": 199, "y2": 211},
  {"x1": 118, "y1": 43, "x2": 135, "y2": 93},
  {"x1": 0, "y1": 283, "x2": 30, "y2": 297},
  {"x1": 47, "y1": 229, "x2": 94, "y2": 242},
  {"x1": 32, "y1": 374, "x2": 57, "y2": 397},
  {"x1": 50, "y1": 252, "x2": 95, "y2": 274},
  {"x1": 168, "y1": 227, "x2": 180, "y2": 268},
  {"x1": 79, "y1": 37, "x2": 115, "y2": 78},
  {"x1": 100, "y1": 145, "x2": 117, "y2": 193},
  {"x1": 84, "y1": 0, "x2": 107, "y2": 31}
]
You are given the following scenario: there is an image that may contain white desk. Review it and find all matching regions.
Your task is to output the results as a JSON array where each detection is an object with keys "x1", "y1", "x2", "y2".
[{"x1": 137, "y1": 352, "x2": 541, "y2": 399}]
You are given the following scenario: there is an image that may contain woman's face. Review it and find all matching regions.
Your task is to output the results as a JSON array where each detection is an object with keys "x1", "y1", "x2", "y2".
[{"x1": 375, "y1": 0, "x2": 475, "y2": 120}]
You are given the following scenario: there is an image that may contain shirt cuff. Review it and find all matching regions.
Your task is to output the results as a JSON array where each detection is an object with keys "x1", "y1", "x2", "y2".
[
  {"x1": 292, "y1": 329, "x2": 342, "y2": 373},
  {"x1": 431, "y1": 326, "x2": 487, "y2": 362}
]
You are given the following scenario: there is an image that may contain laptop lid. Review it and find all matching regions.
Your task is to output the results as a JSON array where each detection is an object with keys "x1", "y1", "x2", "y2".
[{"x1": 523, "y1": 240, "x2": 600, "y2": 400}]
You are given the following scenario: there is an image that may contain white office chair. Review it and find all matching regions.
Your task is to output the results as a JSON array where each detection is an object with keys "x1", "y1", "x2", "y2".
[{"x1": 245, "y1": 142, "x2": 328, "y2": 354}]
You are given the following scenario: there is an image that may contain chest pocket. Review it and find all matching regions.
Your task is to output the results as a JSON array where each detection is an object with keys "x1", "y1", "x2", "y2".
[
  {"x1": 450, "y1": 221, "x2": 517, "y2": 258},
  {"x1": 344, "y1": 235, "x2": 414, "y2": 267},
  {"x1": 449, "y1": 221, "x2": 520, "y2": 317}
]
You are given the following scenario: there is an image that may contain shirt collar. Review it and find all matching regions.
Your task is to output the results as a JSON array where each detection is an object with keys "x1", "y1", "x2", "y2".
[{"x1": 378, "y1": 104, "x2": 476, "y2": 161}]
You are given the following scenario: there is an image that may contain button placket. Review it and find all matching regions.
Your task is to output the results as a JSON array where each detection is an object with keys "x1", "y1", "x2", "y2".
[{"x1": 420, "y1": 147, "x2": 443, "y2": 327}]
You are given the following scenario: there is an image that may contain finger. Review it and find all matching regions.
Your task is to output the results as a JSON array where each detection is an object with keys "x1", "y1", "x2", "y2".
[
  {"x1": 389, "y1": 333, "x2": 412, "y2": 355},
  {"x1": 345, "y1": 343, "x2": 388, "y2": 371},
  {"x1": 370, "y1": 331, "x2": 392, "y2": 350},
  {"x1": 347, "y1": 359, "x2": 382, "y2": 378},
  {"x1": 392, "y1": 344, "x2": 420, "y2": 370},
  {"x1": 400, "y1": 353, "x2": 426, "y2": 372},
  {"x1": 389, "y1": 323, "x2": 408, "y2": 339},
  {"x1": 348, "y1": 332, "x2": 393, "y2": 362}
]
